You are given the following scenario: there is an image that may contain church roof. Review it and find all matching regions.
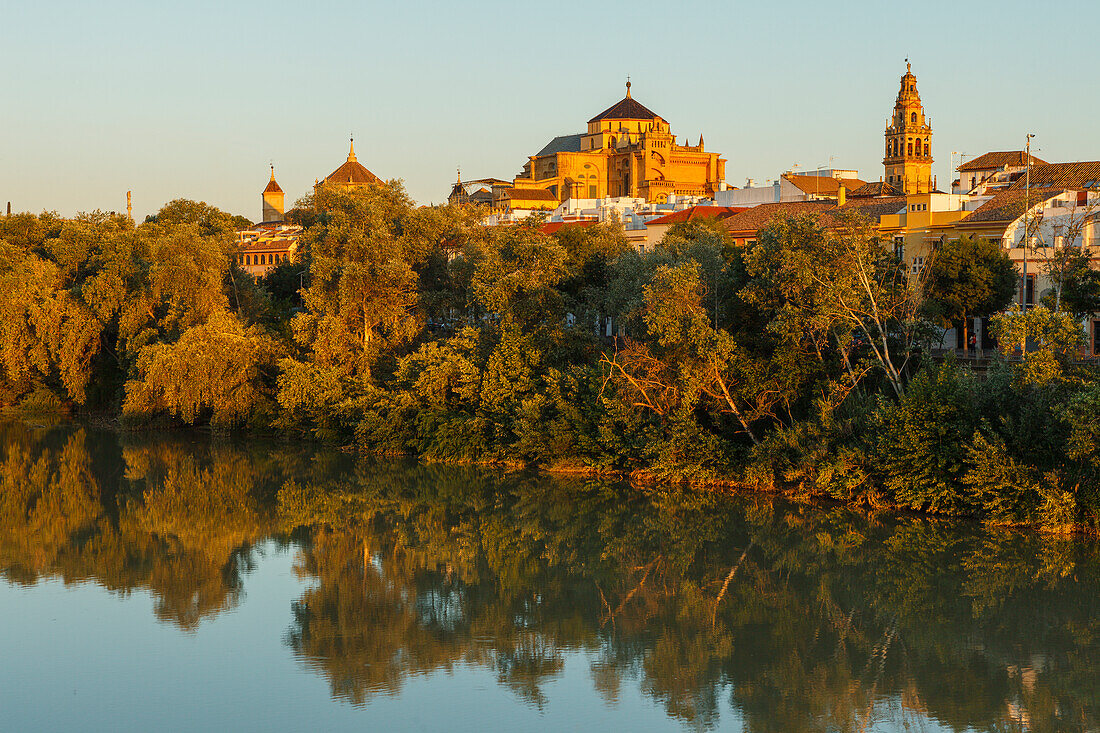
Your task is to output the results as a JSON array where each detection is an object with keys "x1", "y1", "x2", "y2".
[
  {"x1": 324, "y1": 159, "x2": 382, "y2": 186},
  {"x1": 264, "y1": 166, "x2": 283, "y2": 193},
  {"x1": 958, "y1": 151, "x2": 1047, "y2": 172},
  {"x1": 536, "y1": 134, "x2": 584, "y2": 157},
  {"x1": 322, "y1": 140, "x2": 382, "y2": 186},
  {"x1": 588, "y1": 84, "x2": 661, "y2": 123}
]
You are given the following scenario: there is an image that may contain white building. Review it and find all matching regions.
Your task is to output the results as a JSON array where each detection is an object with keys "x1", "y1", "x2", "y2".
[{"x1": 713, "y1": 168, "x2": 864, "y2": 208}]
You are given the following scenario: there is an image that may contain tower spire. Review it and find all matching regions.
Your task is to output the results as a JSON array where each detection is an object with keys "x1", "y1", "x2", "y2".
[
  {"x1": 348, "y1": 135, "x2": 357, "y2": 163},
  {"x1": 270, "y1": 163, "x2": 276, "y2": 181},
  {"x1": 625, "y1": 75, "x2": 631, "y2": 98}
]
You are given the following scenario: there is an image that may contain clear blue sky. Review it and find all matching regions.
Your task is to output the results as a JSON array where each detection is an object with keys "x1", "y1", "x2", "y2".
[{"x1": 2, "y1": 0, "x2": 1097, "y2": 222}]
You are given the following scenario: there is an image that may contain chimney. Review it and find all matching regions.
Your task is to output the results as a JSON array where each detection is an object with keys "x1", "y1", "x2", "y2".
[{"x1": 837, "y1": 184, "x2": 846, "y2": 206}]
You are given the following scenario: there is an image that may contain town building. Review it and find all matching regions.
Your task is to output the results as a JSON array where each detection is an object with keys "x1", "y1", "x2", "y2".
[
  {"x1": 508, "y1": 82, "x2": 725, "y2": 205},
  {"x1": 955, "y1": 151, "x2": 1046, "y2": 195},
  {"x1": 714, "y1": 169, "x2": 865, "y2": 208},
  {"x1": 236, "y1": 167, "x2": 301, "y2": 276},
  {"x1": 262, "y1": 166, "x2": 284, "y2": 223}
]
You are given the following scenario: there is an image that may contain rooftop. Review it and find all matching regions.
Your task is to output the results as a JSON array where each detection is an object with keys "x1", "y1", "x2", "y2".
[
  {"x1": 588, "y1": 83, "x2": 661, "y2": 123},
  {"x1": 958, "y1": 151, "x2": 1047, "y2": 172}
]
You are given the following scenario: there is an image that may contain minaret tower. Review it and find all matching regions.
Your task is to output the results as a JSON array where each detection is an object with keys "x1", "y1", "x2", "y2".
[
  {"x1": 883, "y1": 61, "x2": 934, "y2": 194},
  {"x1": 262, "y1": 165, "x2": 285, "y2": 223}
]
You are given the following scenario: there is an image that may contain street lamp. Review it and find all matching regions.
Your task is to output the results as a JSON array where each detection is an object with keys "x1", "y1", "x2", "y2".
[{"x1": 1022, "y1": 134, "x2": 1035, "y2": 315}]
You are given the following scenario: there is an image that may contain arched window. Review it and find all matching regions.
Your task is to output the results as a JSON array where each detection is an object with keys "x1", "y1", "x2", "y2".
[
  {"x1": 910, "y1": 112, "x2": 917, "y2": 124},
  {"x1": 245, "y1": 255, "x2": 251, "y2": 266},
  {"x1": 923, "y1": 142, "x2": 930, "y2": 156},
  {"x1": 914, "y1": 138, "x2": 921, "y2": 155},
  {"x1": 262, "y1": 254, "x2": 267, "y2": 265},
  {"x1": 907, "y1": 142, "x2": 913, "y2": 156}
]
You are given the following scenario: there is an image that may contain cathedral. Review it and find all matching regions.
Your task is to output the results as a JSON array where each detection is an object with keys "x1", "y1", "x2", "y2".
[
  {"x1": 883, "y1": 63, "x2": 935, "y2": 194},
  {"x1": 509, "y1": 82, "x2": 725, "y2": 205}
]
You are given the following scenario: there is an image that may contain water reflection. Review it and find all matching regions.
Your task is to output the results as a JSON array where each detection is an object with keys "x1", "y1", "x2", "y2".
[{"x1": 1, "y1": 420, "x2": 1098, "y2": 731}]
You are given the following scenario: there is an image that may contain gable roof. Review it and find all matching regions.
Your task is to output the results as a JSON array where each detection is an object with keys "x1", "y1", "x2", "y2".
[
  {"x1": 836, "y1": 196, "x2": 906, "y2": 219},
  {"x1": 958, "y1": 151, "x2": 1047, "y2": 172},
  {"x1": 960, "y1": 189, "x2": 1062, "y2": 225},
  {"x1": 1006, "y1": 161, "x2": 1100, "y2": 191},
  {"x1": 536, "y1": 134, "x2": 584, "y2": 157},
  {"x1": 588, "y1": 95, "x2": 661, "y2": 123},
  {"x1": 502, "y1": 187, "x2": 558, "y2": 201},
  {"x1": 848, "y1": 180, "x2": 903, "y2": 198},
  {"x1": 646, "y1": 206, "x2": 748, "y2": 226}
]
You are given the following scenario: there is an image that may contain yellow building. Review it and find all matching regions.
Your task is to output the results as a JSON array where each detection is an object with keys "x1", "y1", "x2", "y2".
[
  {"x1": 510, "y1": 82, "x2": 725, "y2": 205},
  {"x1": 262, "y1": 165, "x2": 284, "y2": 223},
  {"x1": 883, "y1": 63, "x2": 934, "y2": 194}
]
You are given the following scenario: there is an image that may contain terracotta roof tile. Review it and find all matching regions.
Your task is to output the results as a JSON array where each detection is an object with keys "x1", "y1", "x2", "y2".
[
  {"x1": 503, "y1": 188, "x2": 558, "y2": 201},
  {"x1": 847, "y1": 180, "x2": 903, "y2": 198},
  {"x1": 958, "y1": 151, "x2": 1047, "y2": 172},
  {"x1": 588, "y1": 95, "x2": 661, "y2": 123},
  {"x1": 783, "y1": 175, "x2": 866, "y2": 196},
  {"x1": 323, "y1": 159, "x2": 382, "y2": 186},
  {"x1": 540, "y1": 221, "x2": 598, "y2": 235},
  {"x1": 720, "y1": 201, "x2": 835, "y2": 234},
  {"x1": 646, "y1": 206, "x2": 748, "y2": 226},
  {"x1": 264, "y1": 179, "x2": 283, "y2": 194},
  {"x1": 1006, "y1": 161, "x2": 1100, "y2": 191},
  {"x1": 961, "y1": 188, "x2": 1063, "y2": 224}
]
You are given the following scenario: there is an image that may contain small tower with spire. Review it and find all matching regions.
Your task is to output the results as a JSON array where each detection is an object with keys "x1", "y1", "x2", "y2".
[
  {"x1": 262, "y1": 164, "x2": 285, "y2": 223},
  {"x1": 883, "y1": 60, "x2": 934, "y2": 194}
]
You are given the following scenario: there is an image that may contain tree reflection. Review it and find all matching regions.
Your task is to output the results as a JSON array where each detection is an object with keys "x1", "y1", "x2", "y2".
[
  {"x1": 279, "y1": 468, "x2": 1100, "y2": 731},
  {"x1": 2, "y1": 420, "x2": 1099, "y2": 730}
]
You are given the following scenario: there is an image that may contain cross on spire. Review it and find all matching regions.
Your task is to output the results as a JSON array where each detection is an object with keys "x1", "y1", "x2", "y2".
[{"x1": 626, "y1": 75, "x2": 631, "y2": 98}]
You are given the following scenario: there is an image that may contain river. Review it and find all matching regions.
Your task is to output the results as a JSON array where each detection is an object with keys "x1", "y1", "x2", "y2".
[{"x1": 0, "y1": 420, "x2": 1097, "y2": 731}]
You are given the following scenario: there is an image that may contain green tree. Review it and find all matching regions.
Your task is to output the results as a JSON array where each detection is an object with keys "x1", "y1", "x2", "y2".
[{"x1": 923, "y1": 235, "x2": 1018, "y2": 355}]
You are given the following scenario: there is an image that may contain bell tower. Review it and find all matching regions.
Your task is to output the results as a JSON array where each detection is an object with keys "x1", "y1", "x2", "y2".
[
  {"x1": 262, "y1": 165, "x2": 285, "y2": 223},
  {"x1": 883, "y1": 62, "x2": 933, "y2": 194}
]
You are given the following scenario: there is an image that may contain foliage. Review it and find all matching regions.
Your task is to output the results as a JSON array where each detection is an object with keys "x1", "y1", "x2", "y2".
[
  {"x1": 990, "y1": 306, "x2": 1084, "y2": 386},
  {"x1": 923, "y1": 235, "x2": 1018, "y2": 343}
]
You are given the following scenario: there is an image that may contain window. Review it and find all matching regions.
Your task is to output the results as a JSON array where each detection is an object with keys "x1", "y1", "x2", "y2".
[
  {"x1": 1024, "y1": 274, "x2": 1035, "y2": 305},
  {"x1": 907, "y1": 143, "x2": 913, "y2": 156},
  {"x1": 588, "y1": 185, "x2": 597, "y2": 198},
  {"x1": 893, "y1": 236, "x2": 905, "y2": 260},
  {"x1": 923, "y1": 142, "x2": 930, "y2": 156},
  {"x1": 911, "y1": 256, "x2": 925, "y2": 276},
  {"x1": 911, "y1": 112, "x2": 917, "y2": 123}
]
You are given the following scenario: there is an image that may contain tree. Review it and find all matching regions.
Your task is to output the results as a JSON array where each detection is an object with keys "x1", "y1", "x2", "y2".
[
  {"x1": 123, "y1": 310, "x2": 281, "y2": 427},
  {"x1": 1049, "y1": 248, "x2": 1100, "y2": 318},
  {"x1": 923, "y1": 235, "x2": 1017, "y2": 355}
]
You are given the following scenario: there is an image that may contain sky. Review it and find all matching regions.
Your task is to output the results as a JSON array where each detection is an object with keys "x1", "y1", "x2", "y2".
[{"x1": 2, "y1": 0, "x2": 1099, "y2": 222}]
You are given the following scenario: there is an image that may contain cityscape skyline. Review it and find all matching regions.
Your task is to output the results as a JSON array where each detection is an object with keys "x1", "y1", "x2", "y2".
[{"x1": 3, "y1": 0, "x2": 1099, "y2": 220}]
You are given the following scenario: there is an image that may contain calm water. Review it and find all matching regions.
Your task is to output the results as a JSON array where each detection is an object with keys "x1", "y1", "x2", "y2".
[{"x1": 1, "y1": 422, "x2": 1098, "y2": 732}]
